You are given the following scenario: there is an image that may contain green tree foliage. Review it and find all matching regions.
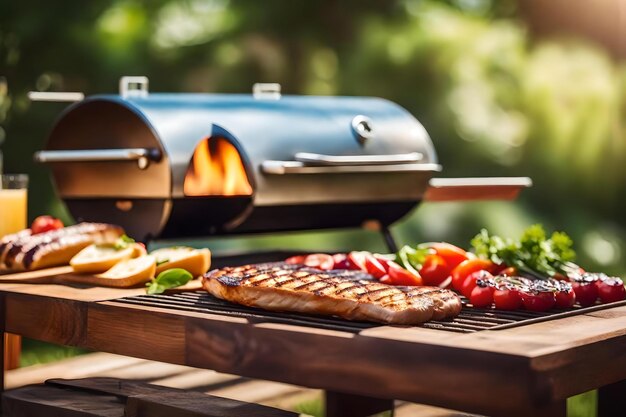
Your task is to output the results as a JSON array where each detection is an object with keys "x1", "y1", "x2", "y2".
[{"x1": 1, "y1": 0, "x2": 624, "y2": 275}]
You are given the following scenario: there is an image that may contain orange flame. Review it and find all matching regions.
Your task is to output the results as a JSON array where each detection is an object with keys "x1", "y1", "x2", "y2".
[{"x1": 184, "y1": 137, "x2": 253, "y2": 196}]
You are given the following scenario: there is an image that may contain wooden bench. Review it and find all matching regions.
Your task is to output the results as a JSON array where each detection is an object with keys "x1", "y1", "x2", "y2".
[{"x1": 2, "y1": 377, "x2": 304, "y2": 417}]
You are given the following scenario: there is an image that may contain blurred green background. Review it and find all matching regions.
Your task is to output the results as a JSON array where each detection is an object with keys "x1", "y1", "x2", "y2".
[
  {"x1": 0, "y1": 0, "x2": 626, "y2": 275},
  {"x1": 1, "y1": 0, "x2": 624, "y2": 414},
  {"x1": 2, "y1": 0, "x2": 625, "y2": 278}
]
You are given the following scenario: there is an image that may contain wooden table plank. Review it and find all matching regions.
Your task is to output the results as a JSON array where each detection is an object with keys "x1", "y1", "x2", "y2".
[
  {"x1": 86, "y1": 302, "x2": 186, "y2": 365},
  {"x1": 2, "y1": 282, "x2": 626, "y2": 416},
  {"x1": 0, "y1": 282, "x2": 145, "y2": 302},
  {"x1": 5, "y1": 293, "x2": 87, "y2": 346}
]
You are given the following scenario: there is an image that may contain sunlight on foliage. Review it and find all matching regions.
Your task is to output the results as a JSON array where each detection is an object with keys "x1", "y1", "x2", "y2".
[{"x1": 153, "y1": 0, "x2": 233, "y2": 49}]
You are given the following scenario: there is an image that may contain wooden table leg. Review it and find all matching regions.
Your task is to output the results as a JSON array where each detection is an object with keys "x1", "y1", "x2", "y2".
[
  {"x1": 598, "y1": 380, "x2": 626, "y2": 417},
  {"x1": 325, "y1": 391, "x2": 394, "y2": 417},
  {"x1": 3, "y1": 334, "x2": 21, "y2": 370}
]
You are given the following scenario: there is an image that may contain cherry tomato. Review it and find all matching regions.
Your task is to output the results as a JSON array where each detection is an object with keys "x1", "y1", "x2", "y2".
[
  {"x1": 492, "y1": 265, "x2": 517, "y2": 276},
  {"x1": 470, "y1": 285, "x2": 495, "y2": 308},
  {"x1": 332, "y1": 253, "x2": 352, "y2": 269},
  {"x1": 552, "y1": 272, "x2": 568, "y2": 281},
  {"x1": 31, "y1": 215, "x2": 64, "y2": 235},
  {"x1": 493, "y1": 288, "x2": 522, "y2": 310},
  {"x1": 521, "y1": 291, "x2": 556, "y2": 312},
  {"x1": 451, "y1": 259, "x2": 496, "y2": 291},
  {"x1": 596, "y1": 277, "x2": 626, "y2": 303},
  {"x1": 347, "y1": 251, "x2": 368, "y2": 271},
  {"x1": 461, "y1": 270, "x2": 494, "y2": 298},
  {"x1": 362, "y1": 253, "x2": 386, "y2": 278},
  {"x1": 420, "y1": 254, "x2": 450, "y2": 286},
  {"x1": 572, "y1": 282, "x2": 598, "y2": 307},
  {"x1": 304, "y1": 253, "x2": 334, "y2": 270},
  {"x1": 285, "y1": 255, "x2": 306, "y2": 265},
  {"x1": 387, "y1": 261, "x2": 423, "y2": 286},
  {"x1": 554, "y1": 288, "x2": 576, "y2": 309},
  {"x1": 430, "y1": 243, "x2": 468, "y2": 269}
]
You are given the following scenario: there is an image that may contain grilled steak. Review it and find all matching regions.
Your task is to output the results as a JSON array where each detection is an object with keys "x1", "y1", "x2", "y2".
[
  {"x1": 0, "y1": 223, "x2": 124, "y2": 271},
  {"x1": 203, "y1": 263, "x2": 461, "y2": 324}
]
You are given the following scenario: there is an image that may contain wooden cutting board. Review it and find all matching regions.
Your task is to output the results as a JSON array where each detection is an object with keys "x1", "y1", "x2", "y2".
[{"x1": 0, "y1": 266, "x2": 203, "y2": 291}]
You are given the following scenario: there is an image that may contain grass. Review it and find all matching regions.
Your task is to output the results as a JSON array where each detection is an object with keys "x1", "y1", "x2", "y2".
[
  {"x1": 294, "y1": 395, "x2": 598, "y2": 417},
  {"x1": 18, "y1": 340, "x2": 600, "y2": 417},
  {"x1": 19, "y1": 338, "x2": 89, "y2": 368}
]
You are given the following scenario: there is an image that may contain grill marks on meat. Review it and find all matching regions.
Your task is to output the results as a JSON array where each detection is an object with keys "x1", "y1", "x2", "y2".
[
  {"x1": 203, "y1": 264, "x2": 462, "y2": 324},
  {"x1": 0, "y1": 223, "x2": 124, "y2": 271}
]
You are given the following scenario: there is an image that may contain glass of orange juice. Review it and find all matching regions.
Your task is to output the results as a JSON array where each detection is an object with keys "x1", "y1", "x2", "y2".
[
  {"x1": 1, "y1": 173, "x2": 28, "y2": 370},
  {"x1": 0, "y1": 174, "x2": 29, "y2": 238}
]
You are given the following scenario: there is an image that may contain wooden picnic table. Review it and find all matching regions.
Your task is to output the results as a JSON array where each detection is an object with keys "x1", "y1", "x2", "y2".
[{"x1": 1, "y1": 269, "x2": 626, "y2": 417}]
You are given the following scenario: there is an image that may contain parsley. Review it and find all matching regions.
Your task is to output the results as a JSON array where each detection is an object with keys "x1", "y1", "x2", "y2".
[
  {"x1": 156, "y1": 258, "x2": 170, "y2": 267},
  {"x1": 470, "y1": 224, "x2": 576, "y2": 278},
  {"x1": 146, "y1": 268, "x2": 193, "y2": 295},
  {"x1": 113, "y1": 234, "x2": 135, "y2": 250}
]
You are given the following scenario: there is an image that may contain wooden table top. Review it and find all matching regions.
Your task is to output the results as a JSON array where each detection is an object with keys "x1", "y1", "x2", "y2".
[{"x1": 2, "y1": 279, "x2": 626, "y2": 417}]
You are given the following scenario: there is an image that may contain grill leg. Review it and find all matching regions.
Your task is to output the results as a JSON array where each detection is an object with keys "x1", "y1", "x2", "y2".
[
  {"x1": 381, "y1": 227, "x2": 398, "y2": 253},
  {"x1": 325, "y1": 391, "x2": 394, "y2": 417},
  {"x1": 598, "y1": 379, "x2": 626, "y2": 417}
]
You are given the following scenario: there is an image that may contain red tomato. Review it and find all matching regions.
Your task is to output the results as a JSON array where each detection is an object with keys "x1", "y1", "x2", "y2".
[
  {"x1": 572, "y1": 282, "x2": 598, "y2": 307},
  {"x1": 420, "y1": 254, "x2": 450, "y2": 286},
  {"x1": 285, "y1": 255, "x2": 306, "y2": 264},
  {"x1": 388, "y1": 261, "x2": 423, "y2": 286},
  {"x1": 332, "y1": 253, "x2": 352, "y2": 269},
  {"x1": 379, "y1": 275, "x2": 392, "y2": 284},
  {"x1": 493, "y1": 265, "x2": 517, "y2": 276},
  {"x1": 461, "y1": 270, "x2": 493, "y2": 298},
  {"x1": 451, "y1": 259, "x2": 495, "y2": 291},
  {"x1": 430, "y1": 243, "x2": 468, "y2": 269},
  {"x1": 438, "y1": 276, "x2": 453, "y2": 289},
  {"x1": 521, "y1": 291, "x2": 556, "y2": 312},
  {"x1": 470, "y1": 285, "x2": 495, "y2": 308},
  {"x1": 31, "y1": 215, "x2": 64, "y2": 235},
  {"x1": 373, "y1": 255, "x2": 393, "y2": 272},
  {"x1": 554, "y1": 288, "x2": 576, "y2": 309},
  {"x1": 364, "y1": 253, "x2": 387, "y2": 278},
  {"x1": 493, "y1": 289, "x2": 522, "y2": 310},
  {"x1": 596, "y1": 278, "x2": 626, "y2": 303},
  {"x1": 347, "y1": 251, "x2": 368, "y2": 271},
  {"x1": 304, "y1": 254, "x2": 334, "y2": 270}
]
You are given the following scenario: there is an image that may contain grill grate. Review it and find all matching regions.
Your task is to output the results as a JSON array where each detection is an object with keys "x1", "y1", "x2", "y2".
[{"x1": 114, "y1": 291, "x2": 626, "y2": 334}]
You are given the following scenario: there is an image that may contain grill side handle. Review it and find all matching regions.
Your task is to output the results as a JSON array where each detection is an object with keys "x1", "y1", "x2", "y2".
[
  {"x1": 424, "y1": 177, "x2": 532, "y2": 201},
  {"x1": 33, "y1": 148, "x2": 162, "y2": 170}
]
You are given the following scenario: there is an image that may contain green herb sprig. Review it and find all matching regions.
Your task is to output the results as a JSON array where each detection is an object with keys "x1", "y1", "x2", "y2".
[
  {"x1": 146, "y1": 268, "x2": 193, "y2": 295},
  {"x1": 471, "y1": 224, "x2": 576, "y2": 278},
  {"x1": 113, "y1": 234, "x2": 136, "y2": 250}
]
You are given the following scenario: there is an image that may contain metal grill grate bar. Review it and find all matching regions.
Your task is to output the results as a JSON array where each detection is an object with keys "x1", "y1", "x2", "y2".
[{"x1": 113, "y1": 291, "x2": 626, "y2": 334}]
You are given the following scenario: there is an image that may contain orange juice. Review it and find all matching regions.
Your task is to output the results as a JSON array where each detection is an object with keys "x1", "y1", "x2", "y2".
[{"x1": 0, "y1": 188, "x2": 27, "y2": 237}]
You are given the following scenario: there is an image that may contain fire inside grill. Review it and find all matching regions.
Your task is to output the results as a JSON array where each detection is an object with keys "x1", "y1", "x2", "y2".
[
  {"x1": 184, "y1": 136, "x2": 253, "y2": 197},
  {"x1": 34, "y1": 79, "x2": 531, "y2": 241}
]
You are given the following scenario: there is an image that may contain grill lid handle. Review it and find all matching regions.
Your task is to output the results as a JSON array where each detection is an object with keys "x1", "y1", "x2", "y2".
[
  {"x1": 294, "y1": 152, "x2": 423, "y2": 166},
  {"x1": 33, "y1": 148, "x2": 162, "y2": 170},
  {"x1": 261, "y1": 160, "x2": 441, "y2": 175}
]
